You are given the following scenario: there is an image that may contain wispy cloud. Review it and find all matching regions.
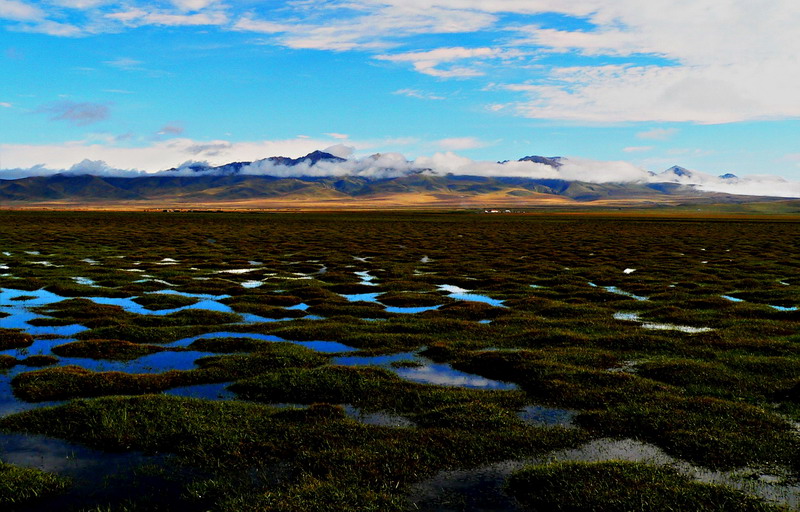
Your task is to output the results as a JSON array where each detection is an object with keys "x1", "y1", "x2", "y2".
[
  {"x1": 393, "y1": 89, "x2": 445, "y2": 100},
  {"x1": 0, "y1": 0, "x2": 43, "y2": 21},
  {"x1": 36, "y1": 100, "x2": 110, "y2": 125},
  {"x1": 377, "y1": 47, "x2": 523, "y2": 78},
  {"x1": 158, "y1": 123, "x2": 184, "y2": 136},
  {"x1": 4, "y1": 1, "x2": 800, "y2": 125},
  {"x1": 3, "y1": 141, "x2": 800, "y2": 198},
  {"x1": 637, "y1": 128, "x2": 678, "y2": 140},
  {"x1": 623, "y1": 146, "x2": 653, "y2": 153},
  {"x1": 0, "y1": 102, "x2": 12, "y2": 108},
  {"x1": 104, "y1": 57, "x2": 143, "y2": 70},
  {"x1": 106, "y1": 8, "x2": 228, "y2": 27}
]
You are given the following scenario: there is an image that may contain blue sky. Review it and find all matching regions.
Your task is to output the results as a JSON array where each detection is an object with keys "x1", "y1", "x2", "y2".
[{"x1": 1, "y1": 0, "x2": 800, "y2": 182}]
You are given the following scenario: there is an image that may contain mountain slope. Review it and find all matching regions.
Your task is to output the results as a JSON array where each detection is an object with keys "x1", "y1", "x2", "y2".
[{"x1": 0, "y1": 152, "x2": 786, "y2": 207}]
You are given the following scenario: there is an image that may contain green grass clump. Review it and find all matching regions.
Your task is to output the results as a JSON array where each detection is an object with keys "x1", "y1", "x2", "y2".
[
  {"x1": 20, "y1": 355, "x2": 59, "y2": 367},
  {"x1": 452, "y1": 349, "x2": 670, "y2": 408},
  {"x1": 0, "y1": 462, "x2": 70, "y2": 509},
  {"x1": 188, "y1": 337, "x2": 281, "y2": 353},
  {"x1": 578, "y1": 395, "x2": 799, "y2": 469},
  {"x1": 131, "y1": 293, "x2": 199, "y2": 310},
  {"x1": 505, "y1": 461, "x2": 783, "y2": 511},
  {"x1": 11, "y1": 366, "x2": 199, "y2": 401},
  {"x1": 13, "y1": 343, "x2": 329, "y2": 401},
  {"x1": 52, "y1": 339, "x2": 167, "y2": 360},
  {"x1": 0, "y1": 329, "x2": 34, "y2": 350},
  {"x1": 230, "y1": 365, "x2": 526, "y2": 414},
  {"x1": 0, "y1": 395, "x2": 587, "y2": 511},
  {"x1": 636, "y1": 358, "x2": 777, "y2": 400},
  {"x1": 77, "y1": 325, "x2": 211, "y2": 344}
]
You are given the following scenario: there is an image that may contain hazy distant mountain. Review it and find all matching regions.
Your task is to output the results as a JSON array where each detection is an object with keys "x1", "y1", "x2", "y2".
[
  {"x1": 167, "y1": 150, "x2": 347, "y2": 175},
  {"x1": 516, "y1": 155, "x2": 564, "y2": 168},
  {"x1": 0, "y1": 151, "x2": 785, "y2": 207}
]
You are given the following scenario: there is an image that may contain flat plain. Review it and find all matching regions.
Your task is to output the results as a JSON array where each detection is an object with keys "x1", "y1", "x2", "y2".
[{"x1": 1, "y1": 211, "x2": 800, "y2": 511}]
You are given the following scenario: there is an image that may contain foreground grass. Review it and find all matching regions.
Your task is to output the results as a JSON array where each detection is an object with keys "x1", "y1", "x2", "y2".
[
  {"x1": 0, "y1": 395, "x2": 587, "y2": 511},
  {"x1": 506, "y1": 460, "x2": 784, "y2": 511},
  {"x1": 0, "y1": 462, "x2": 70, "y2": 509},
  {"x1": 2, "y1": 211, "x2": 800, "y2": 509}
]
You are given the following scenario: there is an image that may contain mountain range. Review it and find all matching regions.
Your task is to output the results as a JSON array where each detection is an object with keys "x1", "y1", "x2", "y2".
[{"x1": 0, "y1": 151, "x2": 787, "y2": 209}]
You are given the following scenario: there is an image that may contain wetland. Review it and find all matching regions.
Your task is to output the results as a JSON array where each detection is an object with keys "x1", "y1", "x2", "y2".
[{"x1": 1, "y1": 211, "x2": 800, "y2": 510}]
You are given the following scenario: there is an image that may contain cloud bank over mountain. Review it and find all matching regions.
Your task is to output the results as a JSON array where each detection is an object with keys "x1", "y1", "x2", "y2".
[{"x1": 2, "y1": 147, "x2": 799, "y2": 198}]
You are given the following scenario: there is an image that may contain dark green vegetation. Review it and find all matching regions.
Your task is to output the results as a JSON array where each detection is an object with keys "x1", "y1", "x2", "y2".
[
  {"x1": 506, "y1": 461, "x2": 783, "y2": 511},
  {"x1": 1, "y1": 211, "x2": 800, "y2": 510},
  {"x1": 0, "y1": 461, "x2": 70, "y2": 509}
]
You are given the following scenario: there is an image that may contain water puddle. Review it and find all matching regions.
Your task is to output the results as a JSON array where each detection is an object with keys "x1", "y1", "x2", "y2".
[
  {"x1": 61, "y1": 350, "x2": 218, "y2": 374},
  {"x1": 589, "y1": 282, "x2": 648, "y2": 301},
  {"x1": 385, "y1": 305, "x2": 441, "y2": 314},
  {"x1": 91, "y1": 295, "x2": 235, "y2": 316},
  {"x1": 437, "y1": 285, "x2": 505, "y2": 307},
  {"x1": 30, "y1": 261, "x2": 62, "y2": 267},
  {"x1": 407, "y1": 438, "x2": 800, "y2": 511},
  {"x1": 0, "y1": 288, "x2": 88, "y2": 337},
  {"x1": 167, "y1": 331, "x2": 357, "y2": 353},
  {"x1": 396, "y1": 363, "x2": 517, "y2": 389},
  {"x1": 333, "y1": 352, "x2": 516, "y2": 390},
  {"x1": 354, "y1": 271, "x2": 377, "y2": 286},
  {"x1": 71, "y1": 277, "x2": 98, "y2": 287},
  {"x1": 0, "y1": 432, "x2": 180, "y2": 511},
  {"x1": 613, "y1": 312, "x2": 712, "y2": 333},
  {"x1": 545, "y1": 439, "x2": 800, "y2": 509},
  {"x1": 215, "y1": 268, "x2": 257, "y2": 274},
  {"x1": 721, "y1": 295, "x2": 744, "y2": 303},
  {"x1": 721, "y1": 295, "x2": 797, "y2": 311},
  {"x1": 342, "y1": 405, "x2": 414, "y2": 427},
  {"x1": 163, "y1": 382, "x2": 236, "y2": 400},
  {"x1": 517, "y1": 405, "x2": 577, "y2": 427},
  {"x1": 341, "y1": 292, "x2": 381, "y2": 303}
]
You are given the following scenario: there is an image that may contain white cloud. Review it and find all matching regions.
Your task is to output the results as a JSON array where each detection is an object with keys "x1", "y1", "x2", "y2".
[
  {"x1": 0, "y1": 0, "x2": 42, "y2": 21},
  {"x1": 393, "y1": 89, "x2": 445, "y2": 100},
  {"x1": 50, "y1": 0, "x2": 109, "y2": 8},
  {"x1": 232, "y1": 17, "x2": 290, "y2": 34},
  {"x1": 322, "y1": 144, "x2": 354, "y2": 158},
  {"x1": 36, "y1": 100, "x2": 110, "y2": 125},
  {"x1": 106, "y1": 9, "x2": 228, "y2": 27},
  {"x1": 324, "y1": 132, "x2": 349, "y2": 140},
  {"x1": 3, "y1": 141, "x2": 800, "y2": 198},
  {"x1": 4, "y1": 0, "x2": 800, "y2": 125},
  {"x1": 171, "y1": 0, "x2": 218, "y2": 12},
  {"x1": 239, "y1": 5, "x2": 496, "y2": 51},
  {"x1": 377, "y1": 46, "x2": 523, "y2": 78},
  {"x1": 623, "y1": 146, "x2": 653, "y2": 153},
  {"x1": 22, "y1": 19, "x2": 82, "y2": 36},
  {"x1": 499, "y1": 1, "x2": 800, "y2": 123},
  {"x1": 0, "y1": 136, "x2": 374, "y2": 173},
  {"x1": 158, "y1": 123, "x2": 184, "y2": 136},
  {"x1": 559, "y1": 157, "x2": 650, "y2": 183},
  {"x1": 104, "y1": 57, "x2": 143, "y2": 70},
  {"x1": 0, "y1": 102, "x2": 11, "y2": 108}
]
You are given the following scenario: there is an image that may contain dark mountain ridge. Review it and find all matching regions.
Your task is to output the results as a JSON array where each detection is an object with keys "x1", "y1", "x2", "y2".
[{"x1": 0, "y1": 152, "x2": 782, "y2": 205}]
